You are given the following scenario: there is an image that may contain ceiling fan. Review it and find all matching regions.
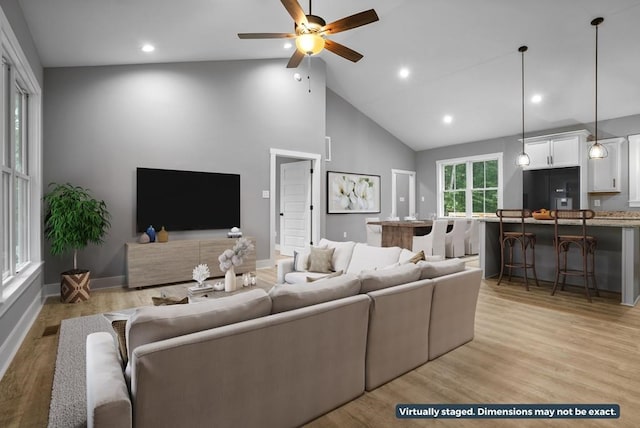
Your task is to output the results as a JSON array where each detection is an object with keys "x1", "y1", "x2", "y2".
[{"x1": 238, "y1": 0, "x2": 379, "y2": 68}]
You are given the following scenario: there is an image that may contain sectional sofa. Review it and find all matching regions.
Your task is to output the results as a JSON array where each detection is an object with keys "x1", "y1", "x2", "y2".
[{"x1": 86, "y1": 242, "x2": 482, "y2": 428}]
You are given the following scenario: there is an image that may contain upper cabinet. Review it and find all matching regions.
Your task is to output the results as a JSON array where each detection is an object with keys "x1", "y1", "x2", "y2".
[
  {"x1": 628, "y1": 135, "x2": 640, "y2": 206},
  {"x1": 588, "y1": 137, "x2": 623, "y2": 193},
  {"x1": 522, "y1": 130, "x2": 590, "y2": 170}
]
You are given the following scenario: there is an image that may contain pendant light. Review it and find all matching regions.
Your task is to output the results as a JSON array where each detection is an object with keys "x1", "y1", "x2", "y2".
[
  {"x1": 588, "y1": 17, "x2": 608, "y2": 159},
  {"x1": 516, "y1": 45, "x2": 530, "y2": 167}
]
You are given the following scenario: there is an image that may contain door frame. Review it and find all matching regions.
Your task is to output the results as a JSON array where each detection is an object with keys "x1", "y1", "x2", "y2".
[
  {"x1": 270, "y1": 149, "x2": 322, "y2": 266},
  {"x1": 391, "y1": 169, "x2": 416, "y2": 218}
]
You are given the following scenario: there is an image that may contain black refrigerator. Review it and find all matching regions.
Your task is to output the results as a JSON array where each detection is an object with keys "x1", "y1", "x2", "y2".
[{"x1": 522, "y1": 166, "x2": 580, "y2": 211}]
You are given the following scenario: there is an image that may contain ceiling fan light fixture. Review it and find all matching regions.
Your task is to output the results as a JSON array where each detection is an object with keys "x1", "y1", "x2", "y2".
[{"x1": 296, "y1": 33, "x2": 325, "y2": 55}]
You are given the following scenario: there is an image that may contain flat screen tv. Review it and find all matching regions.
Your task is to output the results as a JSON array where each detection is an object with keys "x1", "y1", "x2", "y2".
[{"x1": 136, "y1": 167, "x2": 240, "y2": 232}]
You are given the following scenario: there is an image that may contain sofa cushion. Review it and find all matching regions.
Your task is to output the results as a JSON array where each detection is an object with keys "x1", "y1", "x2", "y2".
[
  {"x1": 318, "y1": 239, "x2": 356, "y2": 272},
  {"x1": 346, "y1": 243, "x2": 402, "y2": 275},
  {"x1": 359, "y1": 264, "x2": 422, "y2": 293},
  {"x1": 126, "y1": 288, "x2": 272, "y2": 361},
  {"x1": 308, "y1": 247, "x2": 335, "y2": 273},
  {"x1": 307, "y1": 270, "x2": 343, "y2": 282},
  {"x1": 418, "y1": 258, "x2": 466, "y2": 279},
  {"x1": 269, "y1": 274, "x2": 361, "y2": 313},
  {"x1": 284, "y1": 271, "x2": 327, "y2": 283}
]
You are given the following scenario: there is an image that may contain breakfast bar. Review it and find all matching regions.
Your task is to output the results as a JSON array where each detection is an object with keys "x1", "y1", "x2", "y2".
[{"x1": 479, "y1": 216, "x2": 640, "y2": 306}]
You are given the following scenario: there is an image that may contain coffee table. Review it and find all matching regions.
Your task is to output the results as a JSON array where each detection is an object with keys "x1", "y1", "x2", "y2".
[{"x1": 187, "y1": 276, "x2": 274, "y2": 303}]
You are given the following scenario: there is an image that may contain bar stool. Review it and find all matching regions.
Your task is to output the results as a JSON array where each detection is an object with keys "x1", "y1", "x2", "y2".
[
  {"x1": 550, "y1": 209, "x2": 599, "y2": 302},
  {"x1": 496, "y1": 209, "x2": 539, "y2": 290}
]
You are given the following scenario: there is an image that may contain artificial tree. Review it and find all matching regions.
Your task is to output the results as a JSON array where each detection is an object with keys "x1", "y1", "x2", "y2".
[{"x1": 44, "y1": 183, "x2": 111, "y2": 302}]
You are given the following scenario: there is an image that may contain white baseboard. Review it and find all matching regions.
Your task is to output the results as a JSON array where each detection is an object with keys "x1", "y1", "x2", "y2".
[
  {"x1": 256, "y1": 259, "x2": 273, "y2": 270},
  {"x1": 44, "y1": 275, "x2": 126, "y2": 298},
  {"x1": 0, "y1": 291, "x2": 42, "y2": 382}
]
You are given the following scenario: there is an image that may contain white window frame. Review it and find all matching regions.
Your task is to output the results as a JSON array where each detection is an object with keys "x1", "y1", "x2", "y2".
[
  {"x1": 436, "y1": 152, "x2": 503, "y2": 218},
  {"x1": 0, "y1": 6, "x2": 42, "y2": 304}
]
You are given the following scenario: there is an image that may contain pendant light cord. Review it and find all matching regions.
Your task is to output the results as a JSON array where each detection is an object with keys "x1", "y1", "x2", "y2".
[
  {"x1": 521, "y1": 47, "x2": 525, "y2": 150},
  {"x1": 594, "y1": 21, "x2": 599, "y2": 143}
]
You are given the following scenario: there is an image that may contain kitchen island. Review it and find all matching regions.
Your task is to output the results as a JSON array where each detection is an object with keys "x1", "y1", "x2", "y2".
[{"x1": 480, "y1": 216, "x2": 640, "y2": 306}]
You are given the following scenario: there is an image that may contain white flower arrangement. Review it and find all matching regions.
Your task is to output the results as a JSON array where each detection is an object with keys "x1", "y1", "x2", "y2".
[
  {"x1": 218, "y1": 237, "x2": 254, "y2": 272},
  {"x1": 192, "y1": 263, "x2": 210, "y2": 286},
  {"x1": 333, "y1": 175, "x2": 375, "y2": 210}
]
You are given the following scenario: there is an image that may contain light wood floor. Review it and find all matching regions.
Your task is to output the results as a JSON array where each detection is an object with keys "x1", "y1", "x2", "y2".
[{"x1": 1, "y1": 266, "x2": 639, "y2": 427}]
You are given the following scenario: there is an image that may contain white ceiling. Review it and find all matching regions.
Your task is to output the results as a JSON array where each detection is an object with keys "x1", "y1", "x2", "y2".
[{"x1": 17, "y1": 0, "x2": 640, "y2": 151}]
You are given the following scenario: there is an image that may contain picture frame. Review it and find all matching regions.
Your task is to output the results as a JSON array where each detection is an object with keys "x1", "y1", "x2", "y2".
[{"x1": 327, "y1": 171, "x2": 381, "y2": 214}]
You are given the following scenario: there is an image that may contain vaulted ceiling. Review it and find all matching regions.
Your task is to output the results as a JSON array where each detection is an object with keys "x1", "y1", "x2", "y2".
[{"x1": 18, "y1": 0, "x2": 640, "y2": 151}]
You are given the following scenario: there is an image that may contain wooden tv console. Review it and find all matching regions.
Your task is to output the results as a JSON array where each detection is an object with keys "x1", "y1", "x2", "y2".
[{"x1": 125, "y1": 237, "x2": 256, "y2": 288}]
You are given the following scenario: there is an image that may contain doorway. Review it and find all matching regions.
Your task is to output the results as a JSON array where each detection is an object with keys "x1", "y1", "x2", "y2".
[
  {"x1": 391, "y1": 169, "x2": 416, "y2": 219},
  {"x1": 269, "y1": 149, "x2": 321, "y2": 265}
]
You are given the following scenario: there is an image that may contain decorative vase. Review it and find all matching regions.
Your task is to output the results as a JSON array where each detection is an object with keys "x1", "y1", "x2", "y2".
[
  {"x1": 157, "y1": 226, "x2": 169, "y2": 243},
  {"x1": 138, "y1": 232, "x2": 150, "y2": 244},
  {"x1": 224, "y1": 266, "x2": 236, "y2": 292},
  {"x1": 146, "y1": 225, "x2": 156, "y2": 242}
]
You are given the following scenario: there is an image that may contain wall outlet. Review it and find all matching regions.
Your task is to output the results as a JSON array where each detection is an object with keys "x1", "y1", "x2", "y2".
[
  {"x1": 421, "y1": 196, "x2": 425, "y2": 202},
  {"x1": 594, "y1": 199, "x2": 601, "y2": 207},
  {"x1": 399, "y1": 196, "x2": 405, "y2": 202},
  {"x1": 262, "y1": 190, "x2": 270, "y2": 198},
  {"x1": 343, "y1": 231, "x2": 347, "y2": 238}
]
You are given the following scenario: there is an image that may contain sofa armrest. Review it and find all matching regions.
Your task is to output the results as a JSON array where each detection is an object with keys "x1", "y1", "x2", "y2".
[
  {"x1": 276, "y1": 258, "x2": 295, "y2": 284},
  {"x1": 86, "y1": 332, "x2": 132, "y2": 428}
]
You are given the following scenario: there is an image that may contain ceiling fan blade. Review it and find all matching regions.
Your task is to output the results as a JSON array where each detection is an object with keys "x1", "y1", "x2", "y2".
[
  {"x1": 321, "y1": 9, "x2": 379, "y2": 34},
  {"x1": 286, "y1": 49, "x2": 305, "y2": 68},
  {"x1": 281, "y1": 0, "x2": 308, "y2": 26},
  {"x1": 324, "y1": 39, "x2": 364, "y2": 63},
  {"x1": 238, "y1": 33, "x2": 296, "y2": 39}
]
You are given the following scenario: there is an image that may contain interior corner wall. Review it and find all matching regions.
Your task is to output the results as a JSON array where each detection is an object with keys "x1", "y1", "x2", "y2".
[
  {"x1": 325, "y1": 89, "x2": 416, "y2": 243},
  {"x1": 43, "y1": 58, "x2": 326, "y2": 284}
]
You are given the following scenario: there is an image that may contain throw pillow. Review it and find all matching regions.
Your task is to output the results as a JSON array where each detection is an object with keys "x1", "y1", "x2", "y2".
[
  {"x1": 151, "y1": 295, "x2": 189, "y2": 306},
  {"x1": 293, "y1": 250, "x2": 310, "y2": 271},
  {"x1": 306, "y1": 270, "x2": 343, "y2": 282},
  {"x1": 308, "y1": 247, "x2": 335, "y2": 273},
  {"x1": 103, "y1": 312, "x2": 130, "y2": 367},
  {"x1": 407, "y1": 250, "x2": 426, "y2": 264}
]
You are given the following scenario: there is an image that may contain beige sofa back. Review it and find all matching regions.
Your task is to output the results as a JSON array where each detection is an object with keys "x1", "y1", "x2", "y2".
[
  {"x1": 130, "y1": 294, "x2": 370, "y2": 428},
  {"x1": 429, "y1": 267, "x2": 483, "y2": 360},
  {"x1": 364, "y1": 278, "x2": 434, "y2": 390}
]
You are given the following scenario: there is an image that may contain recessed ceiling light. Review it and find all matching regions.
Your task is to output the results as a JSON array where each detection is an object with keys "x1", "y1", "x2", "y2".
[
  {"x1": 398, "y1": 67, "x2": 410, "y2": 79},
  {"x1": 443, "y1": 115, "x2": 453, "y2": 124},
  {"x1": 531, "y1": 94, "x2": 543, "y2": 103},
  {"x1": 141, "y1": 44, "x2": 155, "y2": 53},
  {"x1": 284, "y1": 42, "x2": 293, "y2": 49}
]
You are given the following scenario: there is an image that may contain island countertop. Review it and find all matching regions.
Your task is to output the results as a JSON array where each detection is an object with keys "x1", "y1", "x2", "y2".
[{"x1": 480, "y1": 217, "x2": 640, "y2": 227}]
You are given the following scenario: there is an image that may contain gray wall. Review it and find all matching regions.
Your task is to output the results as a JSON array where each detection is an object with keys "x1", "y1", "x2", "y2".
[
  {"x1": 43, "y1": 59, "x2": 326, "y2": 283},
  {"x1": 416, "y1": 113, "x2": 640, "y2": 214},
  {"x1": 325, "y1": 89, "x2": 416, "y2": 243}
]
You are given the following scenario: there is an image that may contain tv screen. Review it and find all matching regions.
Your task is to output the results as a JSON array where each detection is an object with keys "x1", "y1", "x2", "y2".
[{"x1": 136, "y1": 167, "x2": 240, "y2": 232}]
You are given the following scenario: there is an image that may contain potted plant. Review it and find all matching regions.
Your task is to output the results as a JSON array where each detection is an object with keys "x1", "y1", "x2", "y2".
[{"x1": 43, "y1": 183, "x2": 111, "y2": 303}]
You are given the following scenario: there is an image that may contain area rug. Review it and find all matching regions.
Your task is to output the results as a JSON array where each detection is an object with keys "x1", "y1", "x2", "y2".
[{"x1": 48, "y1": 313, "x2": 115, "y2": 428}]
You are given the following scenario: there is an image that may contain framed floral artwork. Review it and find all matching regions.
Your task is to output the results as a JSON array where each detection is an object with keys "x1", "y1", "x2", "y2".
[{"x1": 327, "y1": 171, "x2": 381, "y2": 214}]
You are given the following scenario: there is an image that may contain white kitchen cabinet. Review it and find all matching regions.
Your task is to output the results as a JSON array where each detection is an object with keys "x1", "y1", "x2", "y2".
[
  {"x1": 629, "y1": 134, "x2": 640, "y2": 207},
  {"x1": 522, "y1": 130, "x2": 590, "y2": 170},
  {"x1": 588, "y1": 137, "x2": 623, "y2": 193}
]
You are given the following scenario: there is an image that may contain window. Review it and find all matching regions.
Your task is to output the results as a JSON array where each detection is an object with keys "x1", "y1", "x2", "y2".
[
  {"x1": 0, "y1": 23, "x2": 41, "y2": 299},
  {"x1": 437, "y1": 153, "x2": 503, "y2": 217}
]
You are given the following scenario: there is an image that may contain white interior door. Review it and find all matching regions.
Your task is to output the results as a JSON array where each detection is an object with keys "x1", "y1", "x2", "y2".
[{"x1": 279, "y1": 161, "x2": 311, "y2": 256}]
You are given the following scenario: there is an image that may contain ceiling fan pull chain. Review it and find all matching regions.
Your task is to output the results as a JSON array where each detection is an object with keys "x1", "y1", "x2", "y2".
[{"x1": 307, "y1": 54, "x2": 312, "y2": 93}]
